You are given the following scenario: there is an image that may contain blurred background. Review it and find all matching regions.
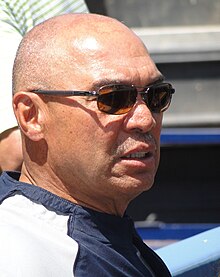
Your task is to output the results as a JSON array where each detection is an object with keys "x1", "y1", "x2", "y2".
[{"x1": 85, "y1": 0, "x2": 220, "y2": 225}]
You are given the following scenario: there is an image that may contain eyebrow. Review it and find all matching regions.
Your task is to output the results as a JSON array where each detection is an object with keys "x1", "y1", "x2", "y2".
[
  {"x1": 149, "y1": 75, "x2": 165, "y2": 86},
  {"x1": 92, "y1": 75, "x2": 165, "y2": 90},
  {"x1": 92, "y1": 79, "x2": 125, "y2": 90}
]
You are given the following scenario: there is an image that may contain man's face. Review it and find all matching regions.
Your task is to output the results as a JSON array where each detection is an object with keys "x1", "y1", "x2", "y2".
[{"x1": 42, "y1": 30, "x2": 163, "y2": 213}]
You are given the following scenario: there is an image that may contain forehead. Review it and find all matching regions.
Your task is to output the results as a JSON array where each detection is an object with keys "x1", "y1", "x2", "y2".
[
  {"x1": 92, "y1": 59, "x2": 160, "y2": 89},
  {"x1": 69, "y1": 36, "x2": 160, "y2": 89}
]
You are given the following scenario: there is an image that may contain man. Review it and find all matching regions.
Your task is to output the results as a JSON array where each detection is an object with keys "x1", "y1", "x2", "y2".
[
  {"x1": 0, "y1": 26, "x2": 22, "y2": 174},
  {"x1": 0, "y1": 0, "x2": 89, "y2": 174},
  {"x1": 0, "y1": 14, "x2": 174, "y2": 276},
  {"x1": 0, "y1": 0, "x2": 89, "y2": 36}
]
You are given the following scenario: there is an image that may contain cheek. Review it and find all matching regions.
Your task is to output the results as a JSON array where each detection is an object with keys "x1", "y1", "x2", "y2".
[
  {"x1": 98, "y1": 116, "x2": 125, "y2": 154},
  {"x1": 47, "y1": 101, "x2": 124, "y2": 161},
  {"x1": 153, "y1": 113, "x2": 163, "y2": 137},
  {"x1": 149, "y1": 114, "x2": 163, "y2": 167}
]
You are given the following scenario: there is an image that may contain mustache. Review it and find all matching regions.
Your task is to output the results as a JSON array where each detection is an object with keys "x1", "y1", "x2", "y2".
[{"x1": 114, "y1": 133, "x2": 157, "y2": 157}]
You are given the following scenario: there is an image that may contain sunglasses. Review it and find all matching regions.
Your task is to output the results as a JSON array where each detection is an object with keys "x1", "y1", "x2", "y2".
[{"x1": 31, "y1": 82, "x2": 175, "y2": 115}]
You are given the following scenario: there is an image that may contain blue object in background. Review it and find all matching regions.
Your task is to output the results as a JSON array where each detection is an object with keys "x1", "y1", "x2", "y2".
[
  {"x1": 136, "y1": 223, "x2": 219, "y2": 241},
  {"x1": 161, "y1": 128, "x2": 220, "y2": 146},
  {"x1": 155, "y1": 227, "x2": 220, "y2": 276}
]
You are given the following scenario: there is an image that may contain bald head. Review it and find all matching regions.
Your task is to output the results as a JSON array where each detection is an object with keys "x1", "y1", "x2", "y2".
[
  {"x1": 13, "y1": 13, "x2": 155, "y2": 94},
  {"x1": 12, "y1": 13, "x2": 164, "y2": 215}
]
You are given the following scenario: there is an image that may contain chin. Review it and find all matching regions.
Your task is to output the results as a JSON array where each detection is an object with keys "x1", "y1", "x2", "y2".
[
  {"x1": 135, "y1": 172, "x2": 155, "y2": 190},
  {"x1": 120, "y1": 176, "x2": 155, "y2": 201}
]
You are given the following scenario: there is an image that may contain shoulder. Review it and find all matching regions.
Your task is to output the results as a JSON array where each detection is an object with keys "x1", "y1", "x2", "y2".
[
  {"x1": 0, "y1": 0, "x2": 89, "y2": 36},
  {"x1": 0, "y1": 195, "x2": 79, "y2": 277}
]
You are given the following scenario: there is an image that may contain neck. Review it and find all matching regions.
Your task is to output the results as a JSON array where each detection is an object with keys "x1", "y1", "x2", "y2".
[{"x1": 19, "y1": 164, "x2": 129, "y2": 217}]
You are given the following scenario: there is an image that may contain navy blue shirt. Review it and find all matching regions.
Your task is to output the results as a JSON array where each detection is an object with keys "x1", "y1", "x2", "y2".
[{"x1": 0, "y1": 172, "x2": 171, "y2": 276}]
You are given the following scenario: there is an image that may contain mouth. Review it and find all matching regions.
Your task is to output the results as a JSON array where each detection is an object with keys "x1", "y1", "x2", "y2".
[{"x1": 121, "y1": 151, "x2": 153, "y2": 160}]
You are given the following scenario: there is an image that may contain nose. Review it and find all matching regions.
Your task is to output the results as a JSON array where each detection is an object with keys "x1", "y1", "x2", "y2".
[{"x1": 123, "y1": 97, "x2": 158, "y2": 134}]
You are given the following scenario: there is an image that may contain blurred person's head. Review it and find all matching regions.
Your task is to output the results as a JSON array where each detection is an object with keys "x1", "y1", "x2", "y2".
[
  {"x1": 0, "y1": 127, "x2": 22, "y2": 174},
  {"x1": 0, "y1": 30, "x2": 22, "y2": 174}
]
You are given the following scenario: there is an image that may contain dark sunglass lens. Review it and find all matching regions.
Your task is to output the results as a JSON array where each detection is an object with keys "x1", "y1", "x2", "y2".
[
  {"x1": 97, "y1": 85, "x2": 137, "y2": 115},
  {"x1": 144, "y1": 84, "x2": 173, "y2": 113}
]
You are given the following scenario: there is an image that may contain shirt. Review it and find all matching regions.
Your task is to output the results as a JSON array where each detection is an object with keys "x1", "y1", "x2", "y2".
[
  {"x1": 0, "y1": 172, "x2": 171, "y2": 276},
  {"x1": 0, "y1": 0, "x2": 89, "y2": 35},
  {"x1": 0, "y1": 0, "x2": 89, "y2": 133}
]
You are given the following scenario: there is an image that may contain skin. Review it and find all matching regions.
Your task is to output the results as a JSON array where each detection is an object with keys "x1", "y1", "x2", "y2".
[
  {"x1": 0, "y1": 127, "x2": 23, "y2": 174},
  {"x1": 13, "y1": 14, "x2": 163, "y2": 216}
]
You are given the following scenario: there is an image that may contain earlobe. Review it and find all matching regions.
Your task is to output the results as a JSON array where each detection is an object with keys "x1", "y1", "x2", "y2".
[{"x1": 13, "y1": 92, "x2": 45, "y2": 141}]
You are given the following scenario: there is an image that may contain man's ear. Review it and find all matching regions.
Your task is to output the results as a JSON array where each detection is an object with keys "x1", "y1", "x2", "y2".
[{"x1": 13, "y1": 92, "x2": 46, "y2": 141}]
